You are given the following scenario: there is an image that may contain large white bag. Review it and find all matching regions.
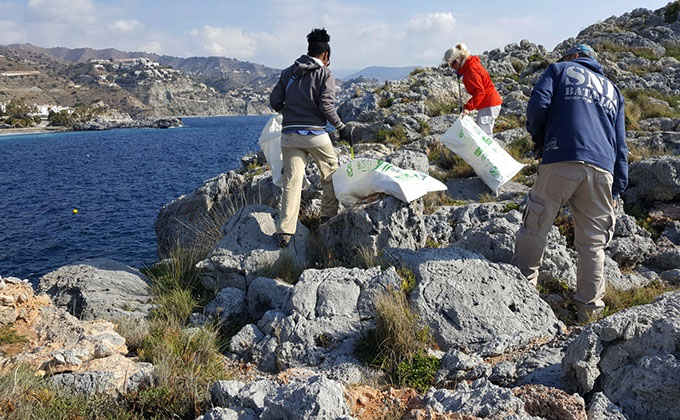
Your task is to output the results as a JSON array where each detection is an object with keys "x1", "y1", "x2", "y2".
[
  {"x1": 332, "y1": 158, "x2": 447, "y2": 205},
  {"x1": 258, "y1": 114, "x2": 309, "y2": 189},
  {"x1": 440, "y1": 116, "x2": 524, "y2": 191},
  {"x1": 258, "y1": 115, "x2": 285, "y2": 187}
]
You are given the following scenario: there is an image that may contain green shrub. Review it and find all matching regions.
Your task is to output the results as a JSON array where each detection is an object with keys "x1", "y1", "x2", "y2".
[
  {"x1": 602, "y1": 280, "x2": 679, "y2": 317},
  {"x1": 375, "y1": 126, "x2": 409, "y2": 147},
  {"x1": 409, "y1": 67, "x2": 426, "y2": 76},
  {"x1": 379, "y1": 97, "x2": 395, "y2": 108},
  {"x1": 503, "y1": 202, "x2": 520, "y2": 212},
  {"x1": 493, "y1": 115, "x2": 522, "y2": 133},
  {"x1": 621, "y1": 89, "x2": 680, "y2": 129},
  {"x1": 397, "y1": 267, "x2": 417, "y2": 293},
  {"x1": 510, "y1": 58, "x2": 525, "y2": 74},
  {"x1": 665, "y1": 0, "x2": 680, "y2": 23},
  {"x1": 355, "y1": 289, "x2": 436, "y2": 390},
  {"x1": 418, "y1": 119, "x2": 431, "y2": 136}
]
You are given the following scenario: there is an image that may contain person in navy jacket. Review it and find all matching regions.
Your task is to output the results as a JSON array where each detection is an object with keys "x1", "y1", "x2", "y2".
[{"x1": 512, "y1": 44, "x2": 628, "y2": 323}]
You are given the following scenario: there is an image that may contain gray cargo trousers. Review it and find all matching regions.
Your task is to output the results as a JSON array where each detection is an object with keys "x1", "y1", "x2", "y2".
[{"x1": 512, "y1": 161, "x2": 616, "y2": 318}]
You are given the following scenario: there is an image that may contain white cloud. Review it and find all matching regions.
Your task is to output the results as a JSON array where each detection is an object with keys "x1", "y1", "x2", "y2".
[
  {"x1": 189, "y1": 25, "x2": 260, "y2": 58},
  {"x1": 27, "y1": 0, "x2": 97, "y2": 24},
  {"x1": 109, "y1": 19, "x2": 141, "y2": 33},
  {"x1": 141, "y1": 40, "x2": 162, "y2": 54},
  {"x1": 0, "y1": 20, "x2": 26, "y2": 44},
  {"x1": 406, "y1": 12, "x2": 456, "y2": 33}
]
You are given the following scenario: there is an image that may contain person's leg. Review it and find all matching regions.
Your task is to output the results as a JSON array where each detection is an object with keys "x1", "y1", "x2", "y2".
[
  {"x1": 569, "y1": 164, "x2": 615, "y2": 322},
  {"x1": 512, "y1": 162, "x2": 583, "y2": 285},
  {"x1": 306, "y1": 138, "x2": 339, "y2": 220},
  {"x1": 277, "y1": 145, "x2": 308, "y2": 235},
  {"x1": 476, "y1": 105, "x2": 501, "y2": 136}
]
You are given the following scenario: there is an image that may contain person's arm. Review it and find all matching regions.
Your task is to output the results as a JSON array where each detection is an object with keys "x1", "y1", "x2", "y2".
[
  {"x1": 612, "y1": 94, "x2": 628, "y2": 198},
  {"x1": 269, "y1": 70, "x2": 286, "y2": 112},
  {"x1": 526, "y1": 64, "x2": 555, "y2": 139},
  {"x1": 318, "y1": 70, "x2": 344, "y2": 129}
]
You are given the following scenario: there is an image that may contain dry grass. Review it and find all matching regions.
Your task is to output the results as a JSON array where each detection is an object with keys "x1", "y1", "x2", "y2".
[
  {"x1": 601, "y1": 281, "x2": 679, "y2": 318},
  {"x1": 422, "y1": 191, "x2": 465, "y2": 214}
]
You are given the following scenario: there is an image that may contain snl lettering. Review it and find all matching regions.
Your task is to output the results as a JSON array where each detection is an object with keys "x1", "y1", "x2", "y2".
[{"x1": 563, "y1": 65, "x2": 618, "y2": 116}]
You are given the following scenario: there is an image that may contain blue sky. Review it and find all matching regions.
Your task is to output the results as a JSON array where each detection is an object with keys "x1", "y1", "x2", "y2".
[{"x1": 0, "y1": 0, "x2": 671, "y2": 69}]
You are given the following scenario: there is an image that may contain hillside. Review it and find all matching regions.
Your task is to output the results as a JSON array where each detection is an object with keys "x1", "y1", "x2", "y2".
[{"x1": 0, "y1": 44, "x2": 280, "y2": 117}]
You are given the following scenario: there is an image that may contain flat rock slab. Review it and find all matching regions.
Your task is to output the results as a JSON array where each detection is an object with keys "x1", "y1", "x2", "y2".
[
  {"x1": 392, "y1": 247, "x2": 562, "y2": 357},
  {"x1": 38, "y1": 258, "x2": 153, "y2": 320}
]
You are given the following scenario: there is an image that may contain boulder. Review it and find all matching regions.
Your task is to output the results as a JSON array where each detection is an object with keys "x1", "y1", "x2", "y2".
[
  {"x1": 513, "y1": 384, "x2": 586, "y2": 420},
  {"x1": 319, "y1": 196, "x2": 427, "y2": 262},
  {"x1": 196, "y1": 205, "x2": 309, "y2": 291},
  {"x1": 562, "y1": 291, "x2": 680, "y2": 420},
  {"x1": 247, "y1": 277, "x2": 293, "y2": 320},
  {"x1": 205, "y1": 287, "x2": 247, "y2": 322},
  {"x1": 50, "y1": 354, "x2": 153, "y2": 395},
  {"x1": 393, "y1": 247, "x2": 562, "y2": 356},
  {"x1": 38, "y1": 258, "x2": 153, "y2": 321},
  {"x1": 622, "y1": 156, "x2": 680, "y2": 205},
  {"x1": 209, "y1": 376, "x2": 354, "y2": 420},
  {"x1": 228, "y1": 266, "x2": 401, "y2": 375},
  {"x1": 607, "y1": 212, "x2": 658, "y2": 267},
  {"x1": 424, "y1": 379, "x2": 533, "y2": 419},
  {"x1": 587, "y1": 392, "x2": 628, "y2": 420}
]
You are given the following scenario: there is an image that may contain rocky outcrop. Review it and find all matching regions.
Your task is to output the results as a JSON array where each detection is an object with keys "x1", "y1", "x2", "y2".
[
  {"x1": 205, "y1": 375, "x2": 354, "y2": 420},
  {"x1": 0, "y1": 276, "x2": 150, "y2": 395},
  {"x1": 622, "y1": 156, "x2": 680, "y2": 205},
  {"x1": 73, "y1": 116, "x2": 182, "y2": 131},
  {"x1": 196, "y1": 205, "x2": 309, "y2": 291},
  {"x1": 392, "y1": 247, "x2": 562, "y2": 356},
  {"x1": 38, "y1": 258, "x2": 153, "y2": 320},
  {"x1": 562, "y1": 290, "x2": 680, "y2": 420},
  {"x1": 228, "y1": 266, "x2": 401, "y2": 378},
  {"x1": 319, "y1": 196, "x2": 427, "y2": 262}
]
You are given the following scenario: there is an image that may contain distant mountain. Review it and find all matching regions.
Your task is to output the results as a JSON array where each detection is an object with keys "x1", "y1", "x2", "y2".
[
  {"x1": 3, "y1": 43, "x2": 281, "y2": 91},
  {"x1": 337, "y1": 66, "x2": 420, "y2": 82}
]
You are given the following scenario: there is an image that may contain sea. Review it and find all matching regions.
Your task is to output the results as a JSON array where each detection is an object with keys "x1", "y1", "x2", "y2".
[{"x1": 0, "y1": 115, "x2": 271, "y2": 283}]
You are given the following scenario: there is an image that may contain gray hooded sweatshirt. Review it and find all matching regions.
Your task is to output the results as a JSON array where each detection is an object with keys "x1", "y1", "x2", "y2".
[{"x1": 270, "y1": 55, "x2": 344, "y2": 131}]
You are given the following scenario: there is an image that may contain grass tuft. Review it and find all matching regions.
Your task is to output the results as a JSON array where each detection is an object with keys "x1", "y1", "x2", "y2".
[{"x1": 602, "y1": 280, "x2": 679, "y2": 317}]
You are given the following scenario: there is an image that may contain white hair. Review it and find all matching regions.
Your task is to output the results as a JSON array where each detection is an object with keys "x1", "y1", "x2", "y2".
[{"x1": 443, "y1": 42, "x2": 470, "y2": 64}]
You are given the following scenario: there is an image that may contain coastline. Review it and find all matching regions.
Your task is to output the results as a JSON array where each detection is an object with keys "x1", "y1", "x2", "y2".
[{"x1": 0, "y1": 126, "x2": 69, "y2": 137}]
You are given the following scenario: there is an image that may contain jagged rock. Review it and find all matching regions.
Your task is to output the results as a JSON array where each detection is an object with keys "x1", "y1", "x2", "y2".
[
  {"x1": 494, "y1": 128, "x2": 529, "y2": 147},
  {"x1": 247, "y1": 276, "x2": 292, "y2": 320},
  {"x1": 607, "y1": 212, "x2": 658, "y2": 267},
  {"x1": 662, "y1": 221, "x2": 680, "y2": 245},
  {"x1": 155, "y1": 170, "x2": 283, "y2": 254},
  {"x1": 513, "y1": 384, "x2": 586, "y2": 420},
  {"x1": 197, "y1": 407, "x2": 258, "y2": 420},
  {"x1": 386, "y1": 147, "x2": 430, "y2": 173},
  {"x1": 209, "y1": 376, "x2": 354, "y2": 419},
  {"x1": 424, "y1": 379, "x2": 534, "y2": 419},
  {"x1": 38, "y1": 258, "x2": 153, "y2": 320},
  {"x1": 646, "y1": 247, "x2": 680, "y2": 271},
  {"x1": 196, "y1": 205, "x2": 309, "y2": 291},
  {"x1": 50, "y1": 354, "x2": 153, "y2": 395},
  {"x1": 435, "y1": 349, "x2": 485, "y2": 385},
  {"x1": 660, "y1": 268, "x2": 680, "y2": 284},
  {"x1": 205, "y1": 287, "x2": 247, "y2": 322},
  {"x1": 562, "y1": 291, "x2": 680, "y2": 420},
  {"x1": 587, "y1": 392, "x2": 628, "y2": 420},
  {"x1": 319, "y1": 196, "x2": 427, "y2": 262},
  {"x1": 423, "y1": 206, "x2": 457, "y2": 246},
  {"x1": 622, "y1": 157, "x2": 680, "y2": 205},
  {"x1": 0, "y1": 281, "x2": 145, "y2": 396},
  {"x1": 392, "y1": 247, "x2": 562, "y2": 356},
  {"x1": 228, "y1": 266, "x2": 401, "y2": 375}
]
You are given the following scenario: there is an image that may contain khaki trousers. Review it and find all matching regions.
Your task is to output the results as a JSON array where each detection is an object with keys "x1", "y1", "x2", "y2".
[
  {"x1": 512, "y1": 161, "x2": 615, "y2": 312},
  {"x1": 277, "y1": 133, "x2": 339, "y2": 234}
]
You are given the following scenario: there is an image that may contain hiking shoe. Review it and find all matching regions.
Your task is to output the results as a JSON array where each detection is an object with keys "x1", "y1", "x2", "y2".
[{"x1": 278, "y1": 233, "x2": 292, "y2": 248}]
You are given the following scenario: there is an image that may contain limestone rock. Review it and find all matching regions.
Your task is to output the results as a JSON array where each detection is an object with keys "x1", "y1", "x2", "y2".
[
  {"x1": 197, "y1": 205, "x2": 309, "y2": 291},
  {"x1": 320, "y1": 196, "x2": 427, "y2": 262},
  {"x1": 38, "y1": 258, "x2": 153, "y2": 320},
  {"x1": 586, "y1": 392, "x2": 628, "y2": 420},
  {"x1": 393, "y1": 247, "x2": 561, "y2": 356},
  {"x1": 622, "y1": 156, "x2": 680, "y2": 205},
  {"x1": 562, "y1": 291, "x2": 680, "y2": 420},
  {"x1": 513, "y1": 384, "x2": 586, "y2": 420}
]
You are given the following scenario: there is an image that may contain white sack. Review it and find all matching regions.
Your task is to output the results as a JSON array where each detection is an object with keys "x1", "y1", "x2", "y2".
[
  {"x1": 258, "y1": 114, "x2": 309, "y2": 189},
  {"x1": 440, "y1": 116, "x2": 524, "y2": 191},
  {"x1": 332, "y1": 158, "x2": 447, "y2": 205}
]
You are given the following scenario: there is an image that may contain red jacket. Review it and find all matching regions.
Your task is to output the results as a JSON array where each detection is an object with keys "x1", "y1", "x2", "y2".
[{"x1": 457, "y1": 55, "x2": 503, "y2": 111}]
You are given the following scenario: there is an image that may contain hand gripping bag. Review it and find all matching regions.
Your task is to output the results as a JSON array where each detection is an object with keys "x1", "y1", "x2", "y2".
[
  {"x1": 440, "y1": 116, "x2": 524, "y2": 191},
  {"x1": 332, "y1": 158, "x2": 447, "y2": 205}
]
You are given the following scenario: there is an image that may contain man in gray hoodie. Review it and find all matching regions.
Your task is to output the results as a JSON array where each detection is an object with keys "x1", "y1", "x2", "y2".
[{"x1": 270, "y1": 28, "x2": 350, "y2": 248}]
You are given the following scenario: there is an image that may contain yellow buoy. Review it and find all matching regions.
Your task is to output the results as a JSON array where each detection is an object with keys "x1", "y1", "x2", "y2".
[{"x1": 72, "y1": 209, "x2": 78, "y2": 214}]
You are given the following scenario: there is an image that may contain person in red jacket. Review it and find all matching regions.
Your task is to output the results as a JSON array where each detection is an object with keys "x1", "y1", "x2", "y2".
[{"x1": 443, "y1": 42, "x2": 503, "y2": 135}]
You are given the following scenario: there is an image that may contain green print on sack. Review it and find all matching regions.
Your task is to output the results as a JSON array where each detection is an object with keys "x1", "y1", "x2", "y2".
[
  {"x1": 458, "y1": 129, "x2": 465, "y2": 138},
  {"x1": 346, "y1": 162, "x2": 354, "y2": 177}
]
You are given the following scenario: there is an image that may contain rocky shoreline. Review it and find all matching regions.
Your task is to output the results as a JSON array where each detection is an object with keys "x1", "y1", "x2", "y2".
[{"x1": 2, "y1": 4, "x2": 680, "y2": 420}]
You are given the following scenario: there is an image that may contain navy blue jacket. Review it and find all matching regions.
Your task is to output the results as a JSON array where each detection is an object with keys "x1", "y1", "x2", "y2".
[{"x1": 526, "y1": 57, "x2": 628, "y2": 197}]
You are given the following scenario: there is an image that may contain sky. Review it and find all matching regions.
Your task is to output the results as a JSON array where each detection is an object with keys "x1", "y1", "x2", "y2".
[{"x1": 0, "y1": 0, "x2": 671, "y2": 70}]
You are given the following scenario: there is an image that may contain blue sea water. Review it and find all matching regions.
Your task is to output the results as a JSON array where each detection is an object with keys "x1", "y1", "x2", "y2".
[{"x1": 0, "y1": 115, "x2": 270, "y2": 283}]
